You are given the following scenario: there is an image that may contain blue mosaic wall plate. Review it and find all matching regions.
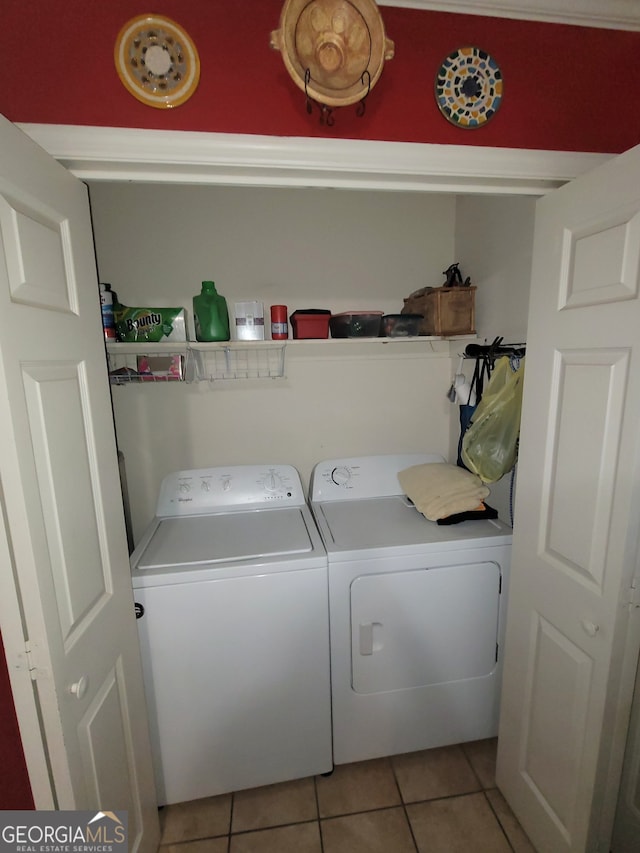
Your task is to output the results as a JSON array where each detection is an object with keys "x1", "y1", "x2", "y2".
[{"x1": 435, "y1": 47, "x2": 502, "y2": 129}]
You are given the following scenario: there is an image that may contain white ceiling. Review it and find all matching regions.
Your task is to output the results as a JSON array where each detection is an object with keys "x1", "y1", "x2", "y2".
[{"x1": 378, "y1": 0, "x2": 640, "y2": 30}]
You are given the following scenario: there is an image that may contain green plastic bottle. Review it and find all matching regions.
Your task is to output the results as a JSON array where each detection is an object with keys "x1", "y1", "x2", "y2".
[{"x1": 193, "y1": 281, "x2": 230, "y2": 342}]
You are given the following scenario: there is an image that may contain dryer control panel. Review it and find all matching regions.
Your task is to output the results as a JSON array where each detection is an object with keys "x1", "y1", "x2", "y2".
[
  {"x1": 156, "y1": 464, "x2": 305, "y2": 516},
  {"x1": 310, "y1": 453, "x2": 445, "y2": 501}
]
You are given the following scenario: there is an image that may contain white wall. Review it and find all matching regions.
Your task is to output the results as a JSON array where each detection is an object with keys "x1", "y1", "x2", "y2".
[
  {"x1": 89, "y1": 184, "x2": 456, "y2": 326},
  {"x1": 456, "y1": 194, "x2": 535, "y2": 345},
  {"x1": 453, "y1": 194, "x2": 536, "y2": 523},
  {"x1": 90, "y1": 183, "x2": 533, "y2": 540},
  {"x1": 90, "y1": 184, "x2": 460, "y2": 541},
  {"x1": 110, "y1": 342, "x2": 454, "y2": 541}
]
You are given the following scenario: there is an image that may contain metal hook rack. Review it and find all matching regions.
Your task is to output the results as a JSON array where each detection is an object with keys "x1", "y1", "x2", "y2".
[
  {"x1": 462, "y1": 337, "x2": 526, "y2": 362},
  {"x1": 303, "y1": 67, "x2": 370, "y2": 125},
  {"x1": 454, "y1": 337, "x2": 526, "y2": 406},
  {"x1": 355, "y1": 70, "x2": 371, "y2": 117}
]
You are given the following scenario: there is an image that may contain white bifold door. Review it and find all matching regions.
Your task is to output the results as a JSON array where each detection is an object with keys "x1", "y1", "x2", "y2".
[
  {"x1": 0, "y1": 114, "x2": 159, "y2": 851},
  {"x1": 497, "y1": 143, "x2": 640, "y2": 852}
]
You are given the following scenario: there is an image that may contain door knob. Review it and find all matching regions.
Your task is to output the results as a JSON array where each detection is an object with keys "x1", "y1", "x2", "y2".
[
  {"x1": 581, "y1": 620, "x2": 599, "y2": 637},
  {"x1": 69, "y1": 675, "x2": 89, "y2": 699}
]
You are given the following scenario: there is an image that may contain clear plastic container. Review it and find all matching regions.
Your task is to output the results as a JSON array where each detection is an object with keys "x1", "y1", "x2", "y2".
[
  {"x1": 380, "y1": 314, "x2": 423, "y2": 337},
  {"x1": 329, "y1": 312, "x2": 383, "y2": 338}
]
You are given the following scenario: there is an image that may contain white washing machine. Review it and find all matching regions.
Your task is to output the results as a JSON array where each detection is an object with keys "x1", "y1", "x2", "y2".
[
  {"x1": 130, "y1": 464, "x2": 332, "y2": 805},
  {"x1": 310, "y1": 453, "x2": 512, "y2": 766}
]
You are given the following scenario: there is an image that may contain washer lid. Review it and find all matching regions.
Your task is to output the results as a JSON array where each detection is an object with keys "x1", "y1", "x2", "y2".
[
  {"x1": 314, "y1": 496, "x2": 512, "y2": 555},
  {"x1": 136, "y1": 507, "x2": 316, "y2": 570}
]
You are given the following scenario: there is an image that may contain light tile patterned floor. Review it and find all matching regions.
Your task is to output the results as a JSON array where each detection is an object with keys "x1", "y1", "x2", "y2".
[{"x1": 158, "y1": 739, "x2": 536, "y2": 853}]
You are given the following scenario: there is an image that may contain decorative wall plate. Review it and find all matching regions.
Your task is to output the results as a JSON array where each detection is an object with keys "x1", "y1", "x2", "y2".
[
  {"x1": 115, "y1": 14, "x2": 200, "y2": 109},
  {"x1": 435, "y1": 47, "x2": 502, "y2": 129},
  {"x1": 270, "y1": 0, "x2": 394, "y2": 109}
]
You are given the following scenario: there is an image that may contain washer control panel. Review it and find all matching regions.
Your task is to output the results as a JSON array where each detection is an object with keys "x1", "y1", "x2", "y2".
[
  {"x1": 156, "y1": 464, "x2": 304, "y2": 516},
  {"x1": 310, "y1": 453, "x2": 445, "y2": 501}
]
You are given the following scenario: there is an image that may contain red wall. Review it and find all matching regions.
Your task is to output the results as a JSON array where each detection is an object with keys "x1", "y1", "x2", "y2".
[
  {"x1": 2, "y1": 0, "x2": 640, "y2": 153},
  {"x1": 0, "y1": 634, "x2": 34, "y2": 808}
]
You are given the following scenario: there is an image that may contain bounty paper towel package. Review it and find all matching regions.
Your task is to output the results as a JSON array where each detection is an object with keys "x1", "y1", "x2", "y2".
[{"x1": 114, "y1": 306, "x2": 187, "y2": 343}]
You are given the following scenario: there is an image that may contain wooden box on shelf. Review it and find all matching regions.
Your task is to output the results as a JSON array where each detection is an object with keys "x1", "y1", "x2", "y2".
[{"x1": 402, "y1": 286, "x2": 476, "y2": 337}]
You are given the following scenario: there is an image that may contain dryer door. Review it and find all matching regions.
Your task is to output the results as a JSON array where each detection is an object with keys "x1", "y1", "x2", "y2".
[{"x1": 351, "y1": 562, "x2": 501, "y2": 694}]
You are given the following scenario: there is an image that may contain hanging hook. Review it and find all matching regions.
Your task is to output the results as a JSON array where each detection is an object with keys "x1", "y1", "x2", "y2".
[
  {"x1": 320, "y1": 104, "x2": 335, "y2": 126},
  {"x1": 304, "y1": 68, "x2": 334, "y2": 125},
  {"x1": 356, "y1": 70, "x2": 371, "y2": 118},
  {"x1": 304, "y1": 68, "x2": 313, "y2": 114}
]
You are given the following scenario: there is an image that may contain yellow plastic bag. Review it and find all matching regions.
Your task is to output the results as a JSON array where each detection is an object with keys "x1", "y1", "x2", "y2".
[{"x1": 461, "y1": 356, "x2": 525, "y2": 483}]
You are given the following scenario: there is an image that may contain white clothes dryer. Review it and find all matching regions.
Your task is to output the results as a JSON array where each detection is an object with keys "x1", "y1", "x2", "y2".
[
  {"x1": 131, "y1": 464, "x2": 332, "y2": 805},
  {"x1": 310, "y1": 453, "x2": 512, "y2": 766}
]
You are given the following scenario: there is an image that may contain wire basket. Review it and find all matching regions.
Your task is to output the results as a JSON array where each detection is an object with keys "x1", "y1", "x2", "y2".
[{"x1": 192, "y1": 344, "x2": 286, "y2": 382}]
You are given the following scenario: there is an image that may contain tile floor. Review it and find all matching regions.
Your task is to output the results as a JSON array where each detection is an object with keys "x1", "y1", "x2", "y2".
[{"x1": 158, "y1": 739, "x2": 536, "y2": 852}]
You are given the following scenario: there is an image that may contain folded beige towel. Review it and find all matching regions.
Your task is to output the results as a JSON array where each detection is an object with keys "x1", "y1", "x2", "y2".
[{"x1": 398, "y1": 462, "x2": 490, "y2": 521}]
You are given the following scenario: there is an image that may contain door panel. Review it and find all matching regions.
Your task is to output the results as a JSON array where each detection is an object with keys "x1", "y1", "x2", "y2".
[
  {"x1": 521, "y1": 615, "x2": 593, "y2": 841},
  {"x1": 561, "y1": 208, "x2": 640, "y2": 309},
  {"x1": 544, "y1": 349, "x2": 628, "y2": 586},
  {"x1": 496, "y1": 143, "x2": 640, "y2": 852},
  {"x1": 0, "y1": 191, "x2": 76, "y2": 312},
  {"x1": 0, "y1": 114, "x2": 159, "y2": 852},
  {"x1": 22, "y1": 362, "x2": 110, "y2": 640},
  {"x1": 351, "y1": 563, "x2": 501, "y2": 694},
  {"x1": 79, "y1": 659, "x2": 140, "y2": 833}
]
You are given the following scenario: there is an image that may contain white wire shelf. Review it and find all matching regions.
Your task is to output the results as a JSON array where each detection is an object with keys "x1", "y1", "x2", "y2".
[
  {"x1": 191, "y1": 343, "x2": 286, "y2": 382},
  {"x1": 106, "y1": 343, "x2": 192, "y2": 384},
  {"x1": 106, "y1": 336, "x2": 470, "y2": 385},
  {"x1": 105, "y1": 342, "x2": 287, "y2": 384}
]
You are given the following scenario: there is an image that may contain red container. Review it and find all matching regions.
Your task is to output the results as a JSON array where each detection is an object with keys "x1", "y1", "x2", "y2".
[
  {"x1": 290, "y1": 309, "x2": 331, "y2": 339},
  {"x1": 270, "y1": 304, "x2": 288, "y2": 339}
]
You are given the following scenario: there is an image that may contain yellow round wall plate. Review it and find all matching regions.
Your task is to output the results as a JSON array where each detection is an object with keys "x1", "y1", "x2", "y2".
[{"x1": 115, "y1": 14, "x2": 200, "y2": 109}]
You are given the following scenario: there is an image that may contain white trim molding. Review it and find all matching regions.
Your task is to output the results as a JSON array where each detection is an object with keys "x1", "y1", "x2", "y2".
[
  {"x1": 19, "y1": 124, "x2": 611, "y2": 196},
  {"x1": 378, "y1": 0, "x2": 640, "y2": 31}
]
